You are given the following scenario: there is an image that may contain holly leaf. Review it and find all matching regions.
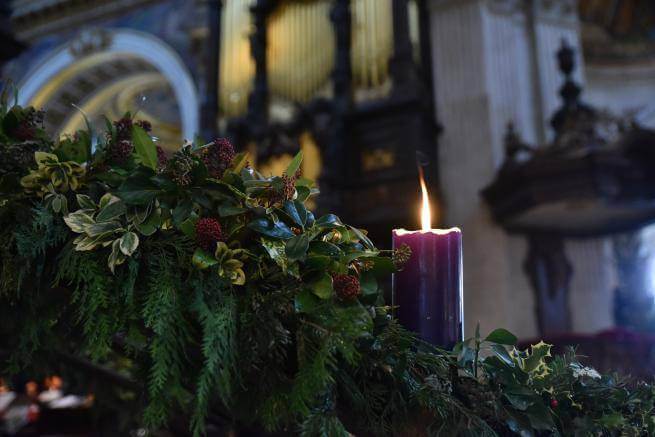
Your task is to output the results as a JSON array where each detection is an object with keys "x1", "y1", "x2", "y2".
[
  {"x1": 283, "y1": 200, "x2": 304, "y2": 227},
  {"x1": 131, "y1": 125, "x2": 158, "y2": 170}
]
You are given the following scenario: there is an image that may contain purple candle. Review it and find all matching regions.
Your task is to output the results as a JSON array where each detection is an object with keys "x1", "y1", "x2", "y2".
[{"x1": 392, "y1": 173, "x2": 463, "y2": 348}]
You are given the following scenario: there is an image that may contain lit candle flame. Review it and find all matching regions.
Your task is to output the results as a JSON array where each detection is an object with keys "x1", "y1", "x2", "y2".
[{"x1": 419, "y1": 166, "x2": 431, "y2": 231}]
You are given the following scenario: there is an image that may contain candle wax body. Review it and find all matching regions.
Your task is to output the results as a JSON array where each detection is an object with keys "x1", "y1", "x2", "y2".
[{"x1": 392, "y1": 228, "x2": 463, "y2": 349}]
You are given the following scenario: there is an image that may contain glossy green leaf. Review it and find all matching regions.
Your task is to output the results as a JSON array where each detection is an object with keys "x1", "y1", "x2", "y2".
[
  {"x1": 360, "y1": 271, "x2": 378, "y2": 296},
  {"x1": 286, "y1": 150, "x2": 303, "y2": 176},
  {"x1": 283, "y1": 200, "x2": 304, "y2": 227},
  {"x1": 294, "y1": 288, "x2": 320, "y2": 313},
  {"x1": 285, "y1": 234, "x2": 309, "y2": 261},
  {"x1": 192, "y1": 248, "x2": 218, "y2": 270},
  {"x1": 311, "y1": 273, "x2": 333, "y2": 299},
  {"x1": 131, "y1": 125, "x2": 158, "y2": 170},
  {"x1": 485, "y1": 328, "x2": 518, "y2": 346},
  {"x1": 316, "y1": 214, "x2": 343, "y2": 228},
  {"x1": 247, "y1": 218, "x2": 294, "y2": 239},
  {"x1": 136, "y1": 208, "x2": 162, "y2": 236},
  {"x1": 309, "y1": 241, "x2": 342, "y2": 257},
  {"x1": 178, "y1": 215, "x2": 198, "y2": 239},
  {"x1": 218, "y1": 203, "x2": 247, "y2": 217},
  {"x1": 172, "y1": 199, "x2": 193, "y2": 226},
  {"x1": 117, "y1": 173, "x2": 161, "y2": 205}
]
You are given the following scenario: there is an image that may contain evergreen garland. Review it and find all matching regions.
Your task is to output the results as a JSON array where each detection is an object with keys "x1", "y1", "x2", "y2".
[{"x1": 1, "y1": 102, "x2": 655, "y2": 436}]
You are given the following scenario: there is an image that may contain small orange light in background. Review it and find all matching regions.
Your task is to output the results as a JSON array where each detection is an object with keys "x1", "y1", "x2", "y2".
[
  {"x1": 25, "y1": 381, "x2": 38, "y2": 398},
  {"x1": 44, "y1": 375, "x2": 63, "y2": 391},
  {"x1": 419, "y1": 166, "x2": 432, "y2": 231}
]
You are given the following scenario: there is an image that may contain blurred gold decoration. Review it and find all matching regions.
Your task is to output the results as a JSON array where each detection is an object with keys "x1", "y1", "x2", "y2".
[
  {"x1": 219, "y1": 0, "x2": 393, "y2": 117},
  {"x1": 362, "y1": 147, "x2": 395, "y2": 171}
]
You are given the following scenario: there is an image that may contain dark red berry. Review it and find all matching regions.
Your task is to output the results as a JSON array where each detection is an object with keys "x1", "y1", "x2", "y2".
[
  {"x1": 109, "y1": 140, "x2": 133, "y2": 164},
  {"x1": 114, "y1": 117, "x2": 133, "y2": 141},
  {"x1": 202, "y1": 138, "x2": 236, "y2": 178},
  {"x1": 195, "y1": 218, "x2": 224, "y2": 252},
  {"x1": 550, "y1": 398, "x2": 558, "y2": 409},
  {"x1": 136, "y1": 119, "x2": 152, "y2": 132},
  {"x1": 156, "y1": 146, "x2": 168, "y2": 168},
  {"x1": 333, "y1": 274, "x2": 361, "y2": 300}
]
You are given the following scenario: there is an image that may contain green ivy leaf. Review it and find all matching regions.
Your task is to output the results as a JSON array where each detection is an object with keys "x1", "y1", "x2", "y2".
[
  {"x1": 131, "y1": 125, "x2": 158, "y2": 170},
  {"x1": 285, "y1": 234, "x2": 309, "y2": 261},
  {"x1": 485, "y1": 328, "x2": 518, "y2": 346},
  {"x1": 286, "y1": 150, "x2": 303, "y2": 176}
]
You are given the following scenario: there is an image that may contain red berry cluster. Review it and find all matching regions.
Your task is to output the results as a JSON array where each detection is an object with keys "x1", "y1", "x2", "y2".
[
  {"x1": 333, "y1": 274, "x2": 361, "y2": 300},
  {"x1": 202, "y1": 138, "x2": 236, "y2": 178},
  {"x1": 109, "y1": 139, "x2": 134, "y2": 164},
  {"x1": 195, "y1": 217, "x2": 224, "y2": 252}
]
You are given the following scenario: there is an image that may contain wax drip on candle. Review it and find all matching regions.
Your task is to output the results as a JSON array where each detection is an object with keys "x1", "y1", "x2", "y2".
[{"x1": 418, "y1": 165, "x2": 431, "y2": 231}]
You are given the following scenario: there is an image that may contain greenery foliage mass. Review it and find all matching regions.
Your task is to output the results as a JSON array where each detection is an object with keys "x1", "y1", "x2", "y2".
[{"x1": 1, "y1": 101, "x2": 655, "y2": 436}]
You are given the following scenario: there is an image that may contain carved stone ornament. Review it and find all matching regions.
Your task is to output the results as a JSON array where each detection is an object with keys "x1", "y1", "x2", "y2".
[{"x1": 69, "y1": 29, "x2": 113, "y2": 58}]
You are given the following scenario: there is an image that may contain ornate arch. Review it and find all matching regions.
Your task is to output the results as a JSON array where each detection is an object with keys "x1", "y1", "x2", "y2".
[{"x1": 18, "y1": 28, "x2": 199, "y2": 141}]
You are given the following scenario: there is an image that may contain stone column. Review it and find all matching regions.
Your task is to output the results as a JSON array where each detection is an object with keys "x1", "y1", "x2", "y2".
[{"x1": 427, "y1": 0, "x2": 614, "y2": 338}]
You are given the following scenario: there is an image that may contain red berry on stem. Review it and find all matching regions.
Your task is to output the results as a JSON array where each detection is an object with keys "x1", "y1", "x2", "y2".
[{"x1": 550, "y1": 398, "x2": 559, "y2": 409}]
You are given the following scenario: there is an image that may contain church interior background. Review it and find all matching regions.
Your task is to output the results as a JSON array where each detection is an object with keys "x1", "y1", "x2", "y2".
[{"x1": 3, "y1": 0, "x2": 655, "y2": 391}]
